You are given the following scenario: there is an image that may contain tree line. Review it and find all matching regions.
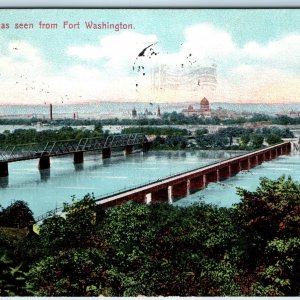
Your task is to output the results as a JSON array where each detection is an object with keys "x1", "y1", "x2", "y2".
[
  {"x1": 2, "y1": 112, "x2": 300, "y2": 126},
  {"x1": 121, "y1": 126, "x2": 295, "y2": 151},
  {"x1": 0, "y1": 125, "x2": 104, "y2": 147},
  {"x1": 0, "y1": 176, "x2": 299, "y2": 296}
]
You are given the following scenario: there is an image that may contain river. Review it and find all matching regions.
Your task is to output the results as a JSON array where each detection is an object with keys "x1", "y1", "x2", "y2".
[{"x1": 0, "y1": 149, "x2": 299, "y2": 218}]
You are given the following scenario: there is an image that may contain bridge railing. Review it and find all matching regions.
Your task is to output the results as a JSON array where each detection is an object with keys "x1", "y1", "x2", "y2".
[{"x1": 0, "y1": 133, "x2": 148, "y2": 162}]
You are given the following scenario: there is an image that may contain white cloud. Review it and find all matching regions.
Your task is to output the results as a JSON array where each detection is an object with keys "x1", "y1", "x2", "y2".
[
  {"x1": 67, "y1": 31, "x2": 158, "y2": 73},
  {"x1": 241, "y1": 34, "x2": 300, "y2": 65},
  {"x1": 2, "y1": 24, "x2": 300, "y2": 105},
  {"x1": 181, "y1": 23, "x2": 236, "y2": 61}
]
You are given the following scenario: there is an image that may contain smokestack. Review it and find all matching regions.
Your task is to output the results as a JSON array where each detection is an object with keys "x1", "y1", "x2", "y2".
[{"x1": 50, "y1": 104, "x2": 53, "y2": 121}]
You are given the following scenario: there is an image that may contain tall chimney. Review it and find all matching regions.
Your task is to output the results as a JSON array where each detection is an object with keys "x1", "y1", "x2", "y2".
[{"x1": 50, "y1": 104, "x2": 53, "y2": 121}]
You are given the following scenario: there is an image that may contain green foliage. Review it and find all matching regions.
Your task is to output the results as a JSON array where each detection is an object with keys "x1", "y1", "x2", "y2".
[
  {"x1": 0, "y1": 126, "x2": 103, "y2": 147},
  {"x1": 250, "y1": 133, "x2": 264, "y2": 149},
  {"x1": 266, "y1": 133, "x2": 282, "y2": 145},
  {"x1": 101, "y1": 202, "x2": 241, "y2": 296},
  {"x1": 0, "y1": 255, "x2": 29, "y2": 296},
  {"x1": 27, "y1": 248, "x2": 107, "y2": 296},
  {"x1": 234, "y1": 176, "x2": 300, "y2": 296},
  {"x1": 195, "y1": 128, "x2": 209, "y2": 138},
  {"x1": 39, "y1": 194, "x2": 105, "y2": 253},
  {"x1": 2, "y1": 175, "x2": 300, "y2": 296},
  {"x1": 0, "y1": 200, "x2": 34, "y2": 228},
  {"x1": 121, "y1": 126, "x2": 188, "y2": 136},
  {"x1": 196, "y1": 133, "x2": 229, "y2": 149}
]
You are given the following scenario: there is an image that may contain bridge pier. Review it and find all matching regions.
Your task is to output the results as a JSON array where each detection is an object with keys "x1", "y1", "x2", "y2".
[
  {"x1": 39, "y1": 156, "x2": 50, "y2": 170},
  {"x1": 142, "y1": 142, "x2": 151, "y2": 152},
  {"x1": 124, "y1": 145, "x2": 133, "y2": 155},
  {"x1": 168, "y1": 186, "x2": 173, "y2": 204},
  {"x1": 102, "y1": 148, "x2": 111, "y2": 159},
  {"x1": 74, "y1": 151, "x2": 84, "y2": 164},
  {"x1": 0, "y1": 162, "x2": 8, "y2": 177},
  {"x1": 187, "y1": 179, "x2": 190, "y2": 196},
  {"x1": 257, "y1": 153, "x2": 264, "y2": 165},
  {"x1": 145, "y1": 193, "x2": 152, "y2": 204}
]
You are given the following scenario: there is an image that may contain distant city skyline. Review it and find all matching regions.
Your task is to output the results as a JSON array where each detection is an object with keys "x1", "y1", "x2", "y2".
[{"x1": 1, "y1": 9, "x2": 300, "y2": 105}]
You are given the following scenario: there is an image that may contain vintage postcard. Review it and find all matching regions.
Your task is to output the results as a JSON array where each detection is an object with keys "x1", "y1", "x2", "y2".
[{"x1": 0, "y1": 8, "x2": 299, "y2": 297}]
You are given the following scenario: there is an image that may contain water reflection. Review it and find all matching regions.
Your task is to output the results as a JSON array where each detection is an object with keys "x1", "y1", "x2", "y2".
[
  {"x1": 0, "y1": 177, "x2": 8, "y2": 188},
  {"x1": 39, "y1": 169, "x2": 50, "y2": 182},
  {"x1": 74, "y1": 163, "x2": 84, "y2": 171}
]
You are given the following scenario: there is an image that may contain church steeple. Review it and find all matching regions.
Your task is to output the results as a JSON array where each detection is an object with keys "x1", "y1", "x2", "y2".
[{"x1": 132, "y1": 107, "x2": 137, "y2": 118}]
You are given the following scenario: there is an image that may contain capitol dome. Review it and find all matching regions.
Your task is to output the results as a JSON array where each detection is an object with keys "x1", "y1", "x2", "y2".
[{"x1": 200, "y1": 97, "x2": 209, "y2": 105}]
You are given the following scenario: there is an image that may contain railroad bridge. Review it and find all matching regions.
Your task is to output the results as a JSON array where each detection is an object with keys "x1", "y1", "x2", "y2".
[
  {"x1": 35, "y1": 142, "x2": 291, "y2": 222},
  {"x1": 0, "y1": 133, "x2": 150, "y2": 177},
  {"x1": 95, "y1": 142, "x2": 291, "y2": 208}
]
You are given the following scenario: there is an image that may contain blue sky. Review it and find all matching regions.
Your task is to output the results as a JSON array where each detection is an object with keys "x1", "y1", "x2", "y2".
[{"x1": 1, "y1": 9, "x2": 300, "y2": 104}]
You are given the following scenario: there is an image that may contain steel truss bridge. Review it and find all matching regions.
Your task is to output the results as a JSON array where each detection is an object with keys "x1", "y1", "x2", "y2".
[
  {"x1": 0, "y1": 133, "x2": 150, "y2": 178},
  {"x1": 0, "y1": 133, "x2": 148, "y2": 163}
]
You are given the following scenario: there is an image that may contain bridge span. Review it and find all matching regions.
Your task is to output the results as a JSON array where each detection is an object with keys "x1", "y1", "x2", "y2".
[
  {"x1": 95, "y1": 142, "x2": 291, "y2": 208},
  {"x1": 0, "y1": 134, "x2": 150, "y2": 177}
]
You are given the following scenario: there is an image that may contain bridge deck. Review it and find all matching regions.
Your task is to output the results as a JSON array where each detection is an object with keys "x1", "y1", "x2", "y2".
[
  {"x1": 96, "y1": 142, "x2": 289, "y2": 205},
  {"x1": 0, "y1": 133, "x2": 148, "y2": 163}
]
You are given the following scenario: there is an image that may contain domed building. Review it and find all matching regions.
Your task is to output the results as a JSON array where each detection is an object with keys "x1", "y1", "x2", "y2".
[
  {"x1": 199, "y1": 97, "x2": 211, "y2": 116},
  {"x1": 200, "y1": 97, "x2": 210, "y2": 111},
  {"x1": 182, "y1": 97, "x2": 212, "y2": 117}
]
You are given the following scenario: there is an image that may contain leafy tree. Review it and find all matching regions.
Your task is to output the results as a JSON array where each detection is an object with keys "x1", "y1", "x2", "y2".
[
  {"x1": 195, "y1": 128, "x2": 209, "y2": 138},
  {"x1": 240, "y1": 133, "x2": 251, "y2": 147},
  {"x1": 266, "y1": 133, "x2": 282, "y2": 145},
  {"x1": 0, "y1": 201, "x2": 34, "y2": 228},
  {"x1": 101, "y1": 202, "x2": 241, "y2": 296},
  {"x1": 250, "y1": 133, "x2": 264, "y2": 149},
  {"x1": 27, "y1": 248, "x2": 107, "y2": 296},
  {"x1": 0, "y1": 254, "x2": 29, "y2": 296},
  {"x1": 234, "y1": 176, "x2": 300, "y2": 296}
]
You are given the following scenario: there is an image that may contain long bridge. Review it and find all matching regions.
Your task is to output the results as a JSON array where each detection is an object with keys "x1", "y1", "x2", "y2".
[
  {"x1": 95, "y1": 142, "x2": 291, "y2": 207},
  {"x1": 35, "y1": 141, "x2": 291, "y2": 222},
  {"x1": 0, "y1": 133, "x2": 150, "y2": 177}
]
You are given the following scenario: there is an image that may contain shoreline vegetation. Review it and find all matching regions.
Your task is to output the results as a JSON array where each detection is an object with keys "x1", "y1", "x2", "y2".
[
  {"x1": 1, "y1": 111, "x2": 300, "y2": 126},
  {"x1": 0, "y1": 122, "x2": 294, "y2": 151},
  {"x1": 0, "y1": 176, "x2": 299, "y2": 296}
]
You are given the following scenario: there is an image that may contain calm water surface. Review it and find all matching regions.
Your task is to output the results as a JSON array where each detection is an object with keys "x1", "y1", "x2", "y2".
[
  {"x1": 175, "y1": 152, "x2": 300, "y2": 208},
  {"x1": 0, "y1": 150, "x2": 241, "y2": 217},
  {"x1": 0, "y1": 150, "x2": 299, "y2": 217}
]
